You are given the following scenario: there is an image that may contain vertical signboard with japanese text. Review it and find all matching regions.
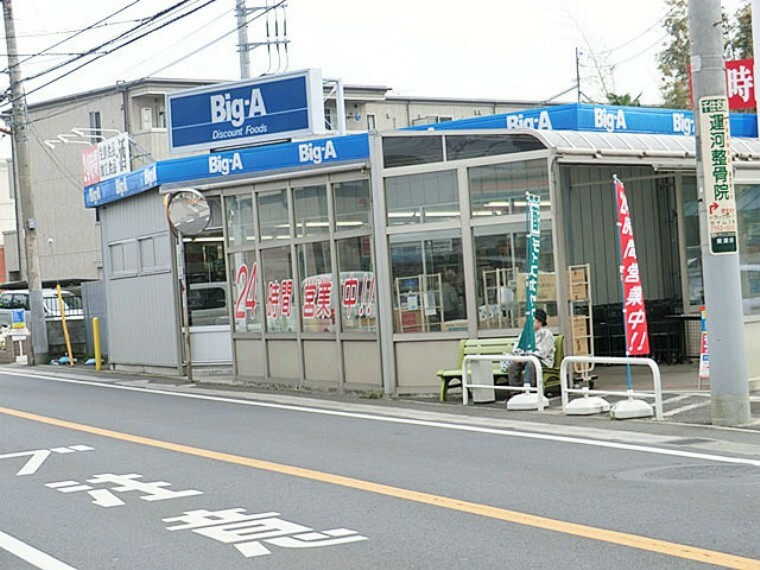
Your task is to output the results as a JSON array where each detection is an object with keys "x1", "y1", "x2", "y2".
[
  {"x1": 615, "y1": 177, "x2": 650, "y2": 356},
  {"x1": 516, "y1": 193, "x2": 541, "y2": 352},
  {"x1": 698, "y1": 96, "x2": 739, "y2": 255},
  {"x1": 726, "y1": 59, "x2": 755, "y2": 110}
]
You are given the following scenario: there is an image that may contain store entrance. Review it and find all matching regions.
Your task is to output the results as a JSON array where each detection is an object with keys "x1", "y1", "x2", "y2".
[
  {"x1": 183, "y1": 198, "x2": 232, "y2": 365},
  {"x1": 563, "y1": 166, "x2": 686, "y2": 362}
]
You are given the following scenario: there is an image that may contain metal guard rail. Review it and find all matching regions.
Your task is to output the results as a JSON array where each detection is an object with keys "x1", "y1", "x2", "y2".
[
  {"x1": 461, "y1": 354, "x2": 545, "y2": 411},
  {"x1": 559, "y1": 355, "x2": 663, "y2": 420}
]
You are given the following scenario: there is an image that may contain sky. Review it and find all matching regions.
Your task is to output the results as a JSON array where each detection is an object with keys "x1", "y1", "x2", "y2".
[{"x1": 3, "y1": 0, "x2": 748, "y2": 110}]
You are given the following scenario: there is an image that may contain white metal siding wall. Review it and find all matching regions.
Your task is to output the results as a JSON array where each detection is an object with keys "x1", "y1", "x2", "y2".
[
  {"x1": 100, "y1": 190, "x2": 179, "y2": 368},
  {"x1": 563, "y1": 165, "x2": 679, "y2": 306}
]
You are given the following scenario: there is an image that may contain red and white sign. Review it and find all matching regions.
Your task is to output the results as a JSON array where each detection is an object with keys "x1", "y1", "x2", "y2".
[
  {"x1": 234, "y1": 262, "x2": 258, "y2": 319},
  {"x1": 726, "y1": 59, "x2": 755, "y2": 110},
  {"x1": 266, "y1": 278, "x2": 294, "y2": 319},
  {"x1": 81, "y1": 132, "x2": 131, "y2": 186},
  {"x1": 615, "y1": 178, "x2": 650, "y2": 356}
]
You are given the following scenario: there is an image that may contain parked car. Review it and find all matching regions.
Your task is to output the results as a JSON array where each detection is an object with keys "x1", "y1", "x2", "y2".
[
  {"x1": 188, "y1": 282, "x2": 229, "y2": 326},
  {"x1": 0, "y1": 289, "x2": 83, "y2": 320}
]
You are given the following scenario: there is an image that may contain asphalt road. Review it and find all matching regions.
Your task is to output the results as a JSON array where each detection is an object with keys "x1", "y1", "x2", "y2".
[{"x1": 0, "y1": 368, "x2": 759, "y2": 569}]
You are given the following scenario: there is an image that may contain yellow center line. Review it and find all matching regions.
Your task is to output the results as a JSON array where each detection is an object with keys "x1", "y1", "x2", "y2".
[{"x1": 1, "y1": 405, "x2": 758, "y2": 569}]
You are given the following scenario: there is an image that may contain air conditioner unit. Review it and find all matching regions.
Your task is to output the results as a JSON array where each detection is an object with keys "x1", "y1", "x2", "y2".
[{"x1": 140, "y1": 107, "x2": 153, "y2": 131}]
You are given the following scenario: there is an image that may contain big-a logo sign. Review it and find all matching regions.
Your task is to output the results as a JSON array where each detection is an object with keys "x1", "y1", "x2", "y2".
[{"x1": 166, "y1": 69, "x2": 326, "y2": 153}]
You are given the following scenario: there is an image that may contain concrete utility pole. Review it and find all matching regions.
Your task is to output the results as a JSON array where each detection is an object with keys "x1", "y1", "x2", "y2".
[
  {"x1": 2, "y1": 0, "x2": 48, "y2": 364},
  {"x1": 236, "y1": 0, "x2": 251, "y2": 79},
  {"x1": 688, "y1": 0, "x2": 751, "y2": 425}
]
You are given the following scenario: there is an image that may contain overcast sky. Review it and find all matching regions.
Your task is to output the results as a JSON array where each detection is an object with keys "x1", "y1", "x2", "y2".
[{"x1": 4, "y1": 0, "x2": 747, "y2": 107}]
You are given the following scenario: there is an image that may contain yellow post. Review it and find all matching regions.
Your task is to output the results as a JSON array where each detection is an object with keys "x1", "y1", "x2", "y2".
[
  {"x1": 93, "y1": 317, "x2": 102, "y2": 371},
  {"x1": 56, "y1": 284, "x2": 75, "y2": 366}
]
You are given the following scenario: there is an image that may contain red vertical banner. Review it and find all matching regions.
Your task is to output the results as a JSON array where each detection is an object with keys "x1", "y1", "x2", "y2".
[{"x1": 615, "y1": 178, "x2": 650, "y2": 356}]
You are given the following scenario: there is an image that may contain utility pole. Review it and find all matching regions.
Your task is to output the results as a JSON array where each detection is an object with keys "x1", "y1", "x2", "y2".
[
  {"x1": 236, "y1": 0, "x2": 251, "y2": 79},
  {"x1": 688, "y1": 0, "x2": 750, "y2": 426},
  {"x1": 2, "y1": 0, "x2": 48, "y2": 364}
]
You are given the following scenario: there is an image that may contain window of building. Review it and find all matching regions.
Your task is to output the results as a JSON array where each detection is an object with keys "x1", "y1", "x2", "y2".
[
  {"x1": 229, "y1": 249, "x2": 261, "y2": 332},
  {"x1": 297, "y1": 241, "x2": 335, "y2": 333},
  {"x1": 736, "y1": 183, "x2": 760, "y2": 316},
  {"x1": 261, "y1": 246, "x2": 296, "y2": 332},
  {"x1": 366, "y1": 114, "x2": 376, "y2": 131},
  {"x1": 383, "y1": 136, "x2": 444, "y2": 168},
  {"x1": 385, "y1": 170, "x2": 459, "y2": 226},
  {"x1": 258, "y1": 190, "x2": 290, "y2": 241},
  {"x1": 88, "y1": 111, "x2": 102, "y2": 144},
  {"x1": 294, "y1": 185, "x2": 329, "y2": 238},
  {"x1": 337, "y1": 236, "x2": 376, "y2": 332},
  {"x1": 225, "y1": 194, "x2": 255, "y2": 248},
  {"x1": 109, "y1": 240, "x2": 138, "y2": 278},
  {"x1": 334, "y1": 179, "x2": 371, "y2": 231},
  {"x1": 389, "y1": 230, "x2": 465, "y2": 333},
  {"x1": 469, "y1": 160, "x2": 550, "y2": 218},
  {"x1": 474, "y1": 224, "x2": 555, "y2": 330}
]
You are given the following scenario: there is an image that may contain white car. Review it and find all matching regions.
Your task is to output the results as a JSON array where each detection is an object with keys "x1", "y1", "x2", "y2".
[{"x1": 0, "y1": 289, "x2": 83, "y2": 320}]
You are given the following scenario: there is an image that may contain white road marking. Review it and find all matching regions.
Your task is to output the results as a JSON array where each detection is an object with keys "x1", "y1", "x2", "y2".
[
  {"x1": 661, "y1": 394, "x2": 693, "y2": 405},
  {"x1": 2, "y1": 369, "x2": 760, "y2": 469},
  {"x1": 0, "y1": 529, "x2": 77, "y2": 570},
  {"x1": 664, "y1": 400, "x2": 712, "y2": 417}
]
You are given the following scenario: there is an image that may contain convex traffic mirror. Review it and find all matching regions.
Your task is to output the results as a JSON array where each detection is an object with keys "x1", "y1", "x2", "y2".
[{"x1": 166, "y1": 188, "x2": 210, "y2": 236}]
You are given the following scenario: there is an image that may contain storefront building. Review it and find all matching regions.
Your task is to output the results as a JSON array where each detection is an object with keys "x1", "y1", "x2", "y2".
[{"x1": 85, "y1": 100, "x2": 760, "y2": 393}]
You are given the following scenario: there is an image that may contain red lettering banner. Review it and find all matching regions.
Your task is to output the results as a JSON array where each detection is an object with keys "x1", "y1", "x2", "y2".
[{"x1": 615, "y1": 178, "x2": 650, "y2": 356}]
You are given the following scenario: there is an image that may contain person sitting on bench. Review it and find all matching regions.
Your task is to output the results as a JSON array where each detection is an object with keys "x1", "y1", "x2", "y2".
[{"x1": 508, "y1": 308, "x2": 555, "y2": 388}]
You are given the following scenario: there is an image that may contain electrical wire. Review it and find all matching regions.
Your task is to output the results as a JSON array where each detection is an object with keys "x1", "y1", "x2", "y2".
[
  {"x1": 13, "y1": 0, "x2": 143, "y2": 70},
  {"x1": 0, "y1": 19, "x2": 144, "y2": 39},
  {"x1": 16, "y1": 0, "x2": 285, "y2": 126},
  {"x1": 143, "y1": 0, "x2": 285, "y2": 77},
  {"x1": 22, "y1": 0, "x2": 202, "y2": 85},
  {"x1": 21, "y1": 0, "x2": 220, "y2": 101}
]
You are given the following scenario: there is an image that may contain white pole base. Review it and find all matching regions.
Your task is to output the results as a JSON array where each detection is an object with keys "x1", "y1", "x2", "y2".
[
  {"x1": 565, "y1": 396, "x2": 611, "y2": 415},
  {"x1": 610, "y1": 398, "x2": 653, "y2": 420},
  {"x1": 507, "y1": 392, "x2": 549, "y2": 411}
]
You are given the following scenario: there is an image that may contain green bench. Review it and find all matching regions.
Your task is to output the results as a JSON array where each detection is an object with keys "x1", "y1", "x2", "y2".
[{"x1": 436, "y1": 335, "x2": 565, "y2": 402}]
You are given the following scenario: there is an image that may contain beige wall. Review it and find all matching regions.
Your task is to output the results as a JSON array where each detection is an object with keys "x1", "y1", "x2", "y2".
[{"x1": 395, "y1": 339, "x2": 463, "y2": 394}]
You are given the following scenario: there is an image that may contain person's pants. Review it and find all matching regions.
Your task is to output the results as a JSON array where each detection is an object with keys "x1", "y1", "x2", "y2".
[{"x1": 507, "y1": 360, "x2": 536, "y2": 387}]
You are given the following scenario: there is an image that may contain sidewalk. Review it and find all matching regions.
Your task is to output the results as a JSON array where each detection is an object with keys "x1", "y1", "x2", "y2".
[{"x1": 5, "y1": 361, "x2": 760, "y2": 432}]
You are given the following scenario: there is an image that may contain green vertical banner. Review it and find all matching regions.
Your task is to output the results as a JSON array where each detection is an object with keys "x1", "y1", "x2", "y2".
[{"x1": 517, "y1": 192, "x2": 541, "y2": 352}]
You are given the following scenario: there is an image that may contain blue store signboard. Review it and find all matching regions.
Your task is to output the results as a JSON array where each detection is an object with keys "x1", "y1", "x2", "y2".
[
  {"x1": 166, "y1": 69, "x2": 326, "y2": 152},
  {"x1": 84, "y1": 134, "x2": 370, "y2": 208}
]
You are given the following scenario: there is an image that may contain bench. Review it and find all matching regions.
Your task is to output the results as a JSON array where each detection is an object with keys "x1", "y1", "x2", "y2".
[{"x1": 437, "y1": 335, "x2": 565, "y2": 402}]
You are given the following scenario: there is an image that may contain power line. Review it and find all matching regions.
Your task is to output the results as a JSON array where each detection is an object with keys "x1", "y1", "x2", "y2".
[
  {"x1": 19, "y1": 0, "x2": 219, "y2": 102},
  {"x1": 0, "y1": 18, "x2": 144, "y2": 39},
  {"x1": 16, "y1": 0, "x2": 280, "y2": 126},
  {"x1": 145, "y1": 0, "x2": 285, "y2": 77},
  {"x1": 22, "y1": 0, "x2": 202, "y2": 84},
  {"x1": 14, "y1": 0, "x2": 143, "y2": 70}
]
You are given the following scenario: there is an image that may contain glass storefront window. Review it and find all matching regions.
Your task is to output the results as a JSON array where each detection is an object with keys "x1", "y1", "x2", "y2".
[
  {"x1": 297, "y1": 241, "x2": 335, "y2": 333},
  {"x1": 229, "y1": 250, "x2": 261, "y2": 332},
  {"x1": 337, "y1": 236, "x2": 376, "y2": 332},
  {"x1": 445, "y1": 134, "x2": 545, "y2": 161},
  {"x1": 258, "y1": 190, "x2": 290, "y2": 241},
  {"x1": 474, "y1": 224, "x2": 555, "y2": 330},
  {"x1": 261, "y1": 246, "x2": 296, "y2": 332},
  {"x1": 390, "y1": 231, "x2": 465, "y2": 333},
  {"x1": 225, "y1": 194, "x2": 254, "y2": 248},
  {"x1": 737, "y1": 183, "x2": 760, "y2": 316},
  {"x1": 682, "y1": 177, "x2": 704, "y2": 308},
  {"x1": 386, "y1": 170, "x2": 459, "y2": 226},
  {"x1": 294, "y1": 185, "x2": 329, "y2": 238},
  {"x1": 383, "y1": 136, "x2": 443, "y2": 168},
  {"x1": 469, "y1": 160, "x2": 549, "y2": 218},
  {"x1": 334, "y1": 179, "x2": 371, "y2": 231}
]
